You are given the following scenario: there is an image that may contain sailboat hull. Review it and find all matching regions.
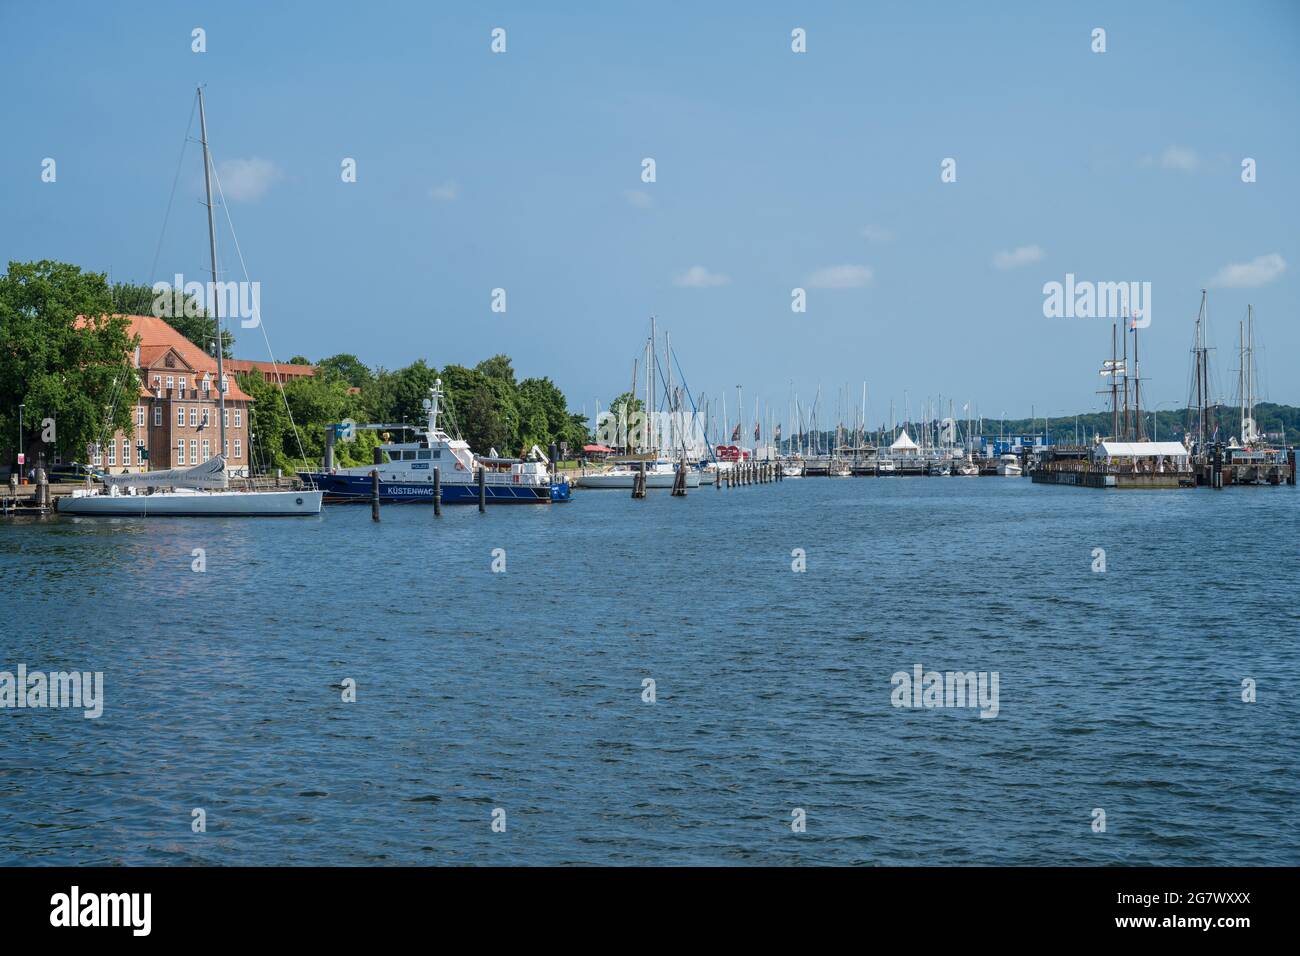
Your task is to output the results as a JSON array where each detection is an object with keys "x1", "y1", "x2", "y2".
[{"x1": 58, "y1": 489, "x2": 323, "y2": 516}]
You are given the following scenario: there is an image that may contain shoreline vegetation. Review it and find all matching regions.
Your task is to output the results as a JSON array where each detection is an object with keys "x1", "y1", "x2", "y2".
[
  {"x1": 2, "y1": 260, "x2": 1297, "y2": 478},
  {"x1": 2, "y1": 261, "x2": 589, "y2": 474}
]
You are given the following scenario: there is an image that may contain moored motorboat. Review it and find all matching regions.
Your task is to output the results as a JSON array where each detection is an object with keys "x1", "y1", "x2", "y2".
[{"x1": 302, "y1": 381, "x2": 570, "y2": 503}]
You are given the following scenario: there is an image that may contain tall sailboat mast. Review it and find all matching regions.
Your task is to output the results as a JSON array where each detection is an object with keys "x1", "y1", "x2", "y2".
[{"x1": 197, "y1": 86, "x2": 227, "y2": 460}]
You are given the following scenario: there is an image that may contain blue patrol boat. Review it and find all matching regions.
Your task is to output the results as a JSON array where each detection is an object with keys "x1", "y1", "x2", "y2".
[{"x1": 299, "y1": 380, "x2": 571, "y2": 504}]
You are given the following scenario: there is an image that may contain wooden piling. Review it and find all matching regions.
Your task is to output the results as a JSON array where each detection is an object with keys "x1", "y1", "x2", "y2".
[
  {"x1": 478, "y1": 466, "x2": 487, "y2": 511},
  {"x1": 433, "y1": 466, "x2": 442, "y2": 516},
  {"x1": 671, "y1": 459, "x2": 687, "y2": 496},
  {"x1": 370, "y1": 469, "x2": 380, "y2": 521}
]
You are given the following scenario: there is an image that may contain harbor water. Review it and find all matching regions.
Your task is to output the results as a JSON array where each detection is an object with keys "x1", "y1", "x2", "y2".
[{"x1": 1, "y1": 479, "x2": 1296, "y2": 865}]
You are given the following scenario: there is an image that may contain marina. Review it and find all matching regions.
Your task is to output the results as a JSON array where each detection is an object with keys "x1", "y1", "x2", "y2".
[{"x1": 1, "y1": 1, "x2": 1297, "y2": 902}]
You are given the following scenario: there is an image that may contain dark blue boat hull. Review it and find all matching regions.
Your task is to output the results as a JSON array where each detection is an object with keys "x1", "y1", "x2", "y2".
[{"x1": 299, "y1": 472, "x2": 570, "y2": 504}]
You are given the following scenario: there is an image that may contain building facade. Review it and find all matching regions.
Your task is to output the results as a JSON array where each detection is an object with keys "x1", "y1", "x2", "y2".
[{"x1": 84, "y1": 315, "x2": 255, "y2": 477}]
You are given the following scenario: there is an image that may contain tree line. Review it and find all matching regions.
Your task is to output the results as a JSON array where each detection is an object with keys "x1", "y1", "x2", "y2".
[{"x1": 0, "y1": 261, "x2": 590, "y2": 473}]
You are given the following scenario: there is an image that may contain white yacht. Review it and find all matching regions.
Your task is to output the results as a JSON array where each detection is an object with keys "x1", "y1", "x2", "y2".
[
  {"x1": 997, "y1": 454, "x2": 1023, "y2": 477},
  {"x1": 575, "y1": 460, "x2": 700, "y2": 490},
  {"x1": 59, "y1": 88, "x2": 322, "y2": 518}
]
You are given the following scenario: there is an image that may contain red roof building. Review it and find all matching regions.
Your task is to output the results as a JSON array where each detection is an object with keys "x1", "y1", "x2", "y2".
[{"x1": 73, "y1": 314, "x2": 257, "y2": 475}]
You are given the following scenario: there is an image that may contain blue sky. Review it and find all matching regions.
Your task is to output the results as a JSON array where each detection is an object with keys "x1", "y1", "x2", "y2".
[{"x1": 2, "y1": 1, "x2": 1297, "y2": 429}]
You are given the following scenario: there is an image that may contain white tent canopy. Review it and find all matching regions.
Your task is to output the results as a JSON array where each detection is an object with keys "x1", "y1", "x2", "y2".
[
  {"x1": 890, "y1": 430, "x2": 919, "y2": 452},
  {"x1": 1094, "y1": 441, "x2": 1188, "y2": 459}
]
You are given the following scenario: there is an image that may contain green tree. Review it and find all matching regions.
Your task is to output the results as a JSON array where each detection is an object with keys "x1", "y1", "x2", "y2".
[
  {"x1": 1, "y1": 261, "x2": 137, "y2": 468},
  {"x1": 317, "y1": 353, "x2": 373, "y2": 389}
]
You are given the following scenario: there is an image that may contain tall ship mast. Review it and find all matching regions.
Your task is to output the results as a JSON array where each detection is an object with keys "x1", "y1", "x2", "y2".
[{"x1": 1185, "y1": 290, "x2": 1215, "y2": 451}]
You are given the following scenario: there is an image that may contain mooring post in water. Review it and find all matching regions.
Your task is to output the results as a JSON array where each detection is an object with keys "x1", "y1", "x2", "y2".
[
  {"x1": 632, "y1": 460, "x2": 647, "y2": 499},
  {"x1": 1212, "y1": 444, "x2": 1224, "y2": 490},
  {"x1": 1288, "y1": 449, "x2": 1296, "y2": 486},
  {"x1": 671, "y1": 459, "x2": 687, "y2": 496},
  {"x1": 478, "y1": 466, "x2": 487, "y2": 512},
  {"x1": 433, "y1": 466, "x2": 442, "y2": 516},
  {"x1": 36, "y1": 468, "x2": 49, "y2": 511},
  {"x1": 370, "y1": 468, "x2": 380, "y2": 521}
]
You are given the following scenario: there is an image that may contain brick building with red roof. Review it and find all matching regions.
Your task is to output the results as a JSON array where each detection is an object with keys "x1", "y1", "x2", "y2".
[{"x1": 76, "y1": 314, "x2": 259, "y2": 476}]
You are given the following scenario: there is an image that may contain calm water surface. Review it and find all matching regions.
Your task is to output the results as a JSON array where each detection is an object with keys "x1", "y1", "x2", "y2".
[{"x1": 1, "y1": 478, "x2": 1297, "y2": 865}]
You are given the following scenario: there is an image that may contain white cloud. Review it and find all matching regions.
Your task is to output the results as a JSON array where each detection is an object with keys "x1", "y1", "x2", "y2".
[
  {"x1": 428, "y1": 182, "x2": 459, "y2": 201},
  {"x1": 216, "y1": 158, "x2": 280, "y2": 201},
  {"x1": 992, "y1": 244, "x2": 1045, "y2": 270},
  {"x1": 861, "y1": 224, "x2": 893, "y2": 242},
  {"x1": 673, "y1": 265, "x2": 730, "y2": 288},
  {"x1": 625, "y1": 190, "x2": 653, "y2": 209},
  {"x1": 807, "y1": 264, "x2": 873, "y2": 289},
  {"x1": 1211, "y1": 253, "x2": 1286, "y2": 288}
]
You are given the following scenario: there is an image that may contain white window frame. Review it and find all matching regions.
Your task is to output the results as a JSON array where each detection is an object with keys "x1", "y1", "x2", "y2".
[
  {"x1": 233, "y1": 439, "x2": 242, "y2": 460},
  {"x1": 177, "y1": 406, "x2": 185, "y2": 427},
  {"x1": 176, "y1": 439, "x2": 186, "y2": 465},
  {"x1": 122, "y1": 439, "x2": 131, "y2": 467},
  {"x1": 107, "y1": 442, "x2": 116, "y2": 466},
  {"x1": 190, "y1": 438, "x2": 198, "y2": 462},
  {"x1": 202, "y1": 439, "x2": 211, "y2": 460},
  {"x1": 165, "y1": 376, "x2": 174, "y2": 390},
  {"x1": 189, "y1": 407, "x2": 198, "y2": 427},
  {"x1": 154, "y1": 405, "x2": 162, "y2": 427},
  {"x1": 234, "y1": 409, "x2": 242, "y2": 428}
]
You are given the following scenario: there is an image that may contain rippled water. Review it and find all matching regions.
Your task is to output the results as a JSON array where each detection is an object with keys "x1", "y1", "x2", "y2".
[{"x1": 1, "y1": 478, "x2": 1296, "y2": 865}]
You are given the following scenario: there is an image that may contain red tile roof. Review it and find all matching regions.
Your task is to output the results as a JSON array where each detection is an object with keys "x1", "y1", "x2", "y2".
[{"x1": 77, "y1": 314, "x2": 253, "y2": 402}]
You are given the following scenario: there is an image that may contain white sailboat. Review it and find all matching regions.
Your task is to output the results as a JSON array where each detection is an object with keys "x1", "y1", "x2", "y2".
[
  {"x1": 59, "y1": 87, "x2": 321, "y2": 517},
  {"x1": 576, "y1": 459, "x2": 700, "y2": 489}
]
